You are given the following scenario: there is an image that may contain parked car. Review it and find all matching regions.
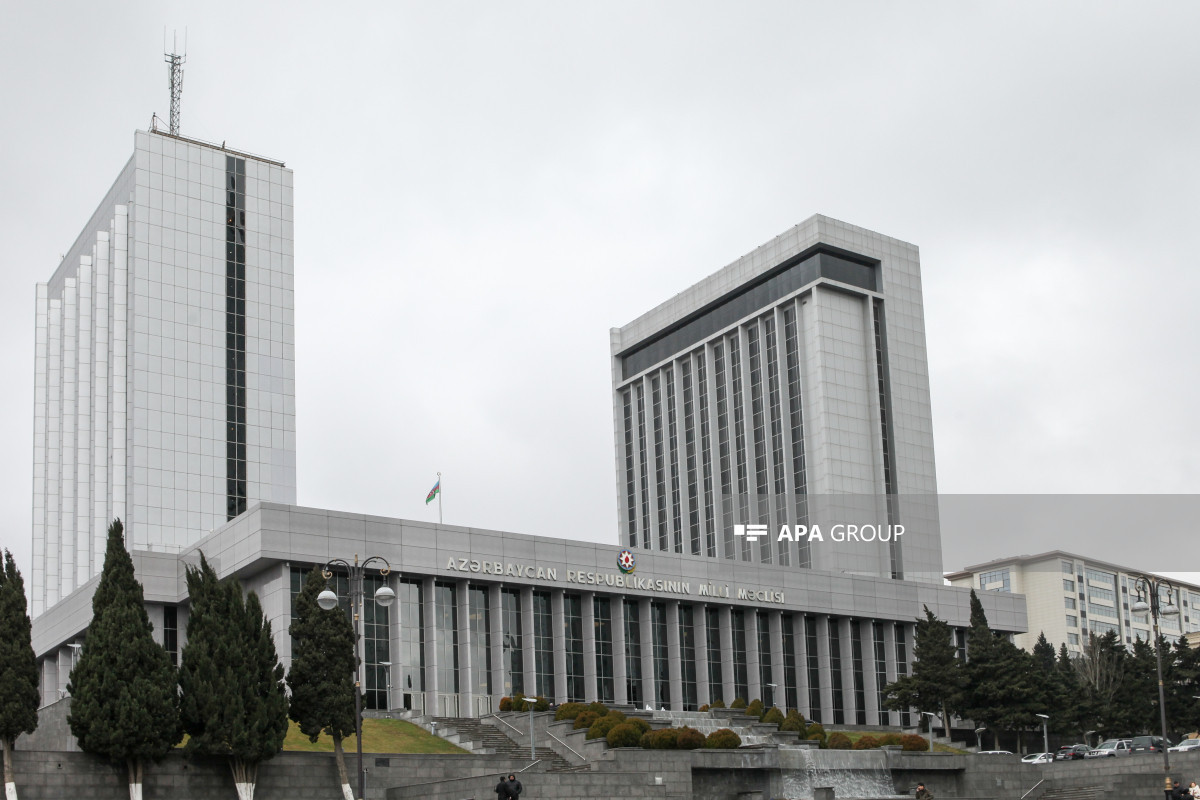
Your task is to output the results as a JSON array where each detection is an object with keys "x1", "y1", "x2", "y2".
[
  {"x1": 1085, "y1": 739, "x2": 1132, "y2": 758},
  {"x1": 1130, "y1": 735, "x2": 1171, "y2": 754},
  {"x1": 1055, "y1": 744, "x2": 1090, "y2": 761},
  {"x1": 1021, "y1": 752, "x2": 1054, "y2": 764},
  {"x1": 1168, "y1": 738, "x2": 1200, "y2": 754}
]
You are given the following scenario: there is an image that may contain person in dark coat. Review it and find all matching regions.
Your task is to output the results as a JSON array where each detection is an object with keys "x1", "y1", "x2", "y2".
[
  {"x1": 495, "y1": 776, "x2": 510, "y2": 799},
  {"x1": 506, "y1": 774, "x2": 524, "y2": 799},
  {"x1": 914, "y1": 783, "x2": 934, "y2": 800}
]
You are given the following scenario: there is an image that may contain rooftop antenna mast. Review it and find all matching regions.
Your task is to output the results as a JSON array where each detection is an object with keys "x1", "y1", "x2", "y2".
[{"x1": 164, "y1": 29, "x2": 186, "y2": 135}]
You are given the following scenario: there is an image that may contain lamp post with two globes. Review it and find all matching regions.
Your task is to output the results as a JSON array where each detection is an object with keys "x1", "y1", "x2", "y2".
[
  {"x1": 1129, "y1": 573, "x2": 1178, "y2": 796},
  {"x1": 316, "y1": 555, "x2": 396, "y2": 800}
]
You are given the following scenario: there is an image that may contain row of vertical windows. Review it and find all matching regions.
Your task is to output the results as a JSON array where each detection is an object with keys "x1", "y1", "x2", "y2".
[
  {"x1": 564, "y1": 593, "x2": 584, "y2": 702},
  {"x1": 872, "y1": 622, "x2": 888, "y2": 726},
  {"x1": 433, "y1": 583, "x2": 458, "y2": 695},
  {"x1": 748, "y1": 324, "x2": 769, "y2": 564},
  {"x1": 805, "y1": 616, "x2": 822, "y2": 723},
  {"x1": 666, "y1": 371, "x2": 682, "y2": 553},
  {"x1": 731, "y1": 609, "x2": 749, "y2": 700},
  {"x1": 651, "y1": 602, "x2": 670, "y2": 709},
  {"x1": 682, "y1": 361, "x2": 700, "y2": 556},
  {"x1": 696, "y1": 355, "x2": 716, "y2": 557},
  {"x1": 224, "y1": 156, "x2": 248, "y2": 519},
  {"x1": 679, "y1": 605, "x2": 698, "y2": 710},
  {"x1": 468, "y1": 586, "x2": 492, "y2": 699},
  {"x1": 850, "y1": 623, "x2": 867, "y2": 725},
  {"x1": 872, "y1": 299, "x2": 903, "y2": 580},
  {"x1": 624, "y1": 599, "x2": 642, "y2": 705},
  {"x1": 532, "y1": 591, "x2": 553, "y2": 697},
  {"x1": 594, "y1": 597, "x2": 615, "y2": 703},
  {"x1": 757, "y1": 616, "x2": 774, "y2": 706},
  {"x1": 623, "y1": 391, "x2": 637, "y2": 549},
  {"x1": 730, "y1": 335, "x2": 750, "y2": 561},
  {"x1": 782, "y1": 306, "x2": 811, "y2": 568},
  {"x1": 364, "y1": 574, "x2": 392, "y2": 709},
  {"x1": 828, "y1": 620, "x2": 845, "y2": 725},
  {"x1": 652, "y1": 376, "x2": 667, "y2": 550},
  {"x1": 895, "y1": 626, "x2": 910, "y2": 726},
  {"x1": 764, "y1": 317, "x2": 789, "y2": 567},
  {"x1": 705, "y1": 608, "x2": 723, "y2": 696},
  {"x1": 501, "y1": 588, "x2": 523, "y2": 696},
  {"x1": 781, "y1": 615, "x2": 798, "y2": 712}
]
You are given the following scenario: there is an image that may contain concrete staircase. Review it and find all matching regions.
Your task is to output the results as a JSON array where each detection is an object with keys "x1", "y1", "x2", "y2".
[
  {"x1": 429, "y1": 715, "x2": 575, "y2": 771},
  {"x1": 1039, "y1": 788, "x2": 1105, "y2": 800}
]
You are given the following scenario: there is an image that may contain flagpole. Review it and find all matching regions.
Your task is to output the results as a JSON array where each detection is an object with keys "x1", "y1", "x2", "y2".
[{"x1": 437, "y1": 472, "x2": 443, "y2": 525}]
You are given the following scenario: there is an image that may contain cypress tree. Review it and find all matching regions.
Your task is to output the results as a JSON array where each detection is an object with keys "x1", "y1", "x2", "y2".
[
  {"x1": 179, "y1": 554, "x2": 289, "y2": 800},
  {"x1": 67, "y1": 521, "x2": 180, "y2": 800},
  {"x1": 287, "y1": 568, "x2": 358, "y2": 800},
  {"x1": 0, "y1": 551, "x2": 40, "y2": 800},
  {"x1": 883, "y1": 605, "x2": 964, "y2": 737}
]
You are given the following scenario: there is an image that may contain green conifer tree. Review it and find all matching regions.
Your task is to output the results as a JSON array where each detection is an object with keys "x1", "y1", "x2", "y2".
[
  {"x1": 287, "y1": 568, "x2": 358, "y2": 800},
  {"x1": 883, "y1": 605, "x2": 964, "y2": 737},
  {"x1": 67, "y1": 521, "x2": 180, "y2": 800},
  {"x1": 0, "y1": 551, "x2": 40, "y2": 800},
  {"x1": 179, "y1": 554, "x2": 289, "y2": 800}
]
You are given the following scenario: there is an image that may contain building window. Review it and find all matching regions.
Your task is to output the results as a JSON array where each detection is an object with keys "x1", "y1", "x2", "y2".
[
  {"x1": 564, "y1": 593, "x2": 584, "y2": 702},
  {"x1": 532, "y1": 591, "x2": 553, "y2": 698},
  {"x1": 1087, "y1": 604, "x2": 1117, "y2": 620},
  {"x1": 1085, "y1": 568, "x2": 1115, "y2": 586},
  {"x1": 468, "y1": 586, "x2": 491, "y2": 699},
  {"x1": 1088, "y1": 620, "x2": 1119, "y2": 637},
  {"x1": 679, "y1": 605, "x2": 697, "y2": 711},
  {"x1": 757, "y1": 614, "x2": 774, "y2": 707},
  {"x1": 731, "y1": 609, "x2": 749, "y2": 701},
  {"x1": 163, "y1": 605, "x2": 178, "y2": 667},
  {"x1": 1067, "y1": 633, "x2": 1080, "y2": 646},
  {"x1": 1064, "y1": 597, "x2": 1076, "y2": 610},
  {"x1": 682, "y1": 359, "x2": 700, "y2": 556},
  {"x1": 636, "y1": 384, "x2": 650, "y2": 548},
  {"x1": 224, "y1": 156, "x2": 248, "y2": 519},
  {"x1": 624, "y1": 599, "x2": 643, "y2": 705},
  {"x1": 1063, "y1": 578, "x2": 1075, "y2": 593},
  {"x1": 828, "y1": 619, "x2": 845, "y2": 725},
  {"x1": 764, "y1": 317, "x2": 789, "y2": 566},
  {"x1": 872, "y1": 299, "x2": 902, "y2": 579},
  {"x1": 805, "y1": 616, "x2": 821, "y2": 723},
  {"x1": 651, "y1": 374, "x2": 668, "y2": 551},
  {"x1": 729, "y1": 334, "x2": 750, "y2": 561},
  {"x1": 696, "y1": 353, "x2": 716, "y2": 557},
  {"x1": 979, "y1": 569, "x2": 1011, "y2": 593},
  {"x1": 434, "y1": 583, "x2": 458, "y2": 696},
  {"x1": 363, "y1": 575, "x2": 392, "y2": 710},
  {"x1": 872, "y1": 622, "x2": 888, "y2": 726},
  {"x1": 594, "y1": 597, "x2": 614, "y2": 703},
  {"x1": 666, "y1": 369, "x2": 683, "y2": 554},
  {"x1": 501, "y1": 588, "x2": 523, "y2": 696},
  {"x1": 1089, "y1": 585, "x2": 1115, "y2": 603},
  {"x1": 705, "y1": 607, "x2": 723, "y2": 702},
  {"x1": 954, "y1": 629, "x2": 967, "y2": 662},
  {"x1": 1062, "y1": 560, "x2": 1073, "y2": 574},
  {"x1": 623, "y1": 389, "x2": 637, "y2": 549},
  {"x1": 782, "y1": 614, "x2": 798, "y2": 713},
  {"x1": 850, "y1": 623, "x2": 867, "y2": 725},
  {"x1": 894, "y1": 625, "x2": 910, "y2": 726},
  {"x1": 748, "y1": 324, "x2": 770, "y2": 563},
  {"x1": 1066, "y1": 614, "x2": 1077, "y2": 628},
  {"x1": 651, "y1": 602, "x2": 669, "y2": 708},
  {"x1": 398, "y1": 579, "x2": 425, "y2": 710},
  {"x1": 783, "y1": 304, "x2": 810, "y2": 568}
]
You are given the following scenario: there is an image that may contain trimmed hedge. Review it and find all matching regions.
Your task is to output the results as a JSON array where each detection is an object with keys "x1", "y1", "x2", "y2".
[
  {"x1": 676, "y1": 727, "x2": 705, "y2": 750},
  {"x1": 532, "y1": 696, "x2": 550, "y2": 712},
  {"x1": 554, "y1": 702, "x2": 588, "y2": 721},
  {"x1": 640, "y1": 728, "x2": 679, "y2": 749},
  {"x1": 879, "y1": 733, "x2": 903, "y2": 747},
  {"x1": 709, "y1": 699, "x2": 726, "y2": 709},
  {"x1": 585, "y1": 711, "x2": 627, "y2": 740},
  {"x1": 573, "y1": 711, "x2": 600, "y2": 730},
  {"x1": 853, "y1": 735, "x2": 881, "y2": 750},
  {"x1": 745, "y1": 699, "x2": 764, "y2": 718},
  {"x1": 901, "y1": 733, "x2": 929, "y2": 752},
  {"x1": 761, "y1": 707, "x2": 784, "y2": 725},
  {"x1": 586, "y1": 701, "x2": 608, "y2": 716},
  {"x1": 498, "y1": 696, "x2": 513, "y2": 712},
  {"x1": 698, "y1": 704, "x2": 710, "y2": 712},
  {"x1": 827, "y1": 732, "x2": 852, "y2": 750},
  {"x1": 730, "y1": 697, "x2": 748, "y2": 709},
  {"x1": 607, "y1": 723, "x2": 644, "y2": 748},
  {"x1": 705, "y1": 728, "x2": 742, "y2": 749}
]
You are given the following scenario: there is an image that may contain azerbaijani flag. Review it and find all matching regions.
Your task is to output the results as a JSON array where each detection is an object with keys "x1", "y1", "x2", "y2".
[{"x1": 425, "y1": 478, "x2": 440, "y2": 505}]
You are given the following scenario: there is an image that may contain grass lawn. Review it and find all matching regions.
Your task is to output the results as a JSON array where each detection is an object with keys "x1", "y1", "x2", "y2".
[{"x1": 282, "y1": 718, "x2": 466, "y2": 754}]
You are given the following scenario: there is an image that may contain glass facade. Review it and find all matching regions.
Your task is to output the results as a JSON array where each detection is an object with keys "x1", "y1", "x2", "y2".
[
  {"x1": 224, "y1": 156, "x2": 248, "y2": 520},
  {"x1": 678, "y1": 604, "x2": 697, "y2": 710},
  {"x1": 651, "y1": 602, "x2": 669, "y2": 708},
  {"x1": 398, "y1": 579, "x2": 424, "y2": 710},
  {"x1": 652, "y1": 375, "x2": 667, "y2": 551},
  {"x1": 805, "y1": 616, "x2": 821, "y2": 722},
  {"x1": 782, "y1": 614, "x2": 798, "y2": 713},
  {"x1": 782, "y1": 304, "x2": 810, "y2": 568},
  {"x1": 564, "y1": 593, "x2": 584, "y2": 702},
  {"x1": 829, "y1": 620, "x2": 845, "y2": 725},
  {"x1": 666, "y1": 370, "x2": 682, "y2": 553},
  {"x1": 696, "y1": 353, "x2": 716, "y2": 557},
  {"x1": 705, "y1": 607, "x2": 723, "y2": 702},
  {"x1": 624, "y1": 599, "x2": 642, "y2": 705},
  {"x1": 468, "y1": 585, "x2": 491, "y2": 698},
  {"x1": 163, "y1": 605, "x2": 178, "y2": 667},
  {"x1": 895, "y1": 625, "x2": 910, "y2": 726},
  {"x1": 501, "y1": 588, "x2": 523, "y2": 696},
  {"x1": 731, "y1": 609, "x2": 749, "y2": 701},
  {"x1": 872, "y1": 622, "x2": 888, "y2": 726},
  {"x1": 533, "y1": 591, "x2": 553, "y2": 697},
  {"x1": 434, "y1": 583, "x2": 458, "y2": 695},
  {"x1": 850, "y1": 623, "x2": 867, "y2": 725},
  {"x1": 594, "y1": 597, "x2": 615, "y2": 703},
  {"x1": 363, "y1": 574, "x2": 391, "y2": 710},
  {"x1": 757, "y1": 614, "x2": 774, "y2": 707}
]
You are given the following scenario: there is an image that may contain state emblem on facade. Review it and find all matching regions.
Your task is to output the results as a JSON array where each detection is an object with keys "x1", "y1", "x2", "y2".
[{"x1": 617, "y1": 549, "x2": 636, "y2": 574}]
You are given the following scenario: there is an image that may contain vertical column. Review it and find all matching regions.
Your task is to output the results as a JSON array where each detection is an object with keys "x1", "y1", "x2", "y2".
[
  {"x1": 32, "y1": 285, "x2": 49, "y2": 617},
  {"x1": 45, "y1": 297, "x2": 62, "y2": 610},
  {"x1": 882, "y1": 622, "x2": 899, "y2": 727},
  {"x1": 582, "y1": 593, "x2": 597, "y2": 703},
  {"x1": 746, "y1": 610, "x2": 762, "y2": 702},
  {"x1": 795, "y1": 615, "x2": 810, "y2": 719},
  {"x1": 695, "y1": 604, "x2": 710, "y2": 707},
  {"x1": 91, "y1": 231, "x2": 111, "y2": 580},
  {"x1": 422, "y1": 578, "x2": 438, "y2": 714},
  {"x1": 838, "y1": 618, "x2": 857, "y2": 724},
  {"x1": 520, "y1": 587, "x2": 536, "y2": 698},
  {"x1": 75, "y1": 256, "x2": 93, "y2": 586},
  {"x1": 112, "y1": 206, "x2": 129, "y2": 532},
  {"x1": 551, "y1": 590, "x2": 567, "y2": 703},
  {"x1": 612, "y1": 595, "x2": 627, "y2": 706},
  {"x1": 769, "y1": 611, "x2": 785, "y2": 711},
  {"x1": 719, "y1": 605, "x2": 735, "y2": 704},
  {"x1": 666, "y1": 601, "x2": 682, "y2": 711},
  {"x1": 859, "y1": 619, "x2": 879, "y2": 725},
  {"x1": 60, "y1": 277, "x2": 77, "y2": 598},
  {"x1": 639, "y1": 599, "x2": 654, "y2": 709},
  {"x1": 457, "y1": 580, "x2": 472, "y2": 716},
  {"x1": 40, "y1": 657, "x2": 56, "y2": 708},
  {"x1": 57, "y1": 646, "x2": 73, "y2": 700},
  {"x1": 488, "y1": 584, "x2": 504, "y2": 705},
  {"x1": 815, "y1": 616, "x2": 834, "y2": 722}
]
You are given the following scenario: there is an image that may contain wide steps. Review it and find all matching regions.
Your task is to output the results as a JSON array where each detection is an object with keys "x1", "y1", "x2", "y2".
[
  {"x1": 1040, "y1": 787, "x2": 1105, "y2": 800},
  {"x1": 431, "y1": 716, "x2": 574, "y2": 771}
]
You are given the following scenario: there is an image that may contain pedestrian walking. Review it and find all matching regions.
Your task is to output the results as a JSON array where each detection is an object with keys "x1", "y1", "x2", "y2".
[
  {"x1": 506, "y1": 773, "x2": 524, "y2": 799},
  {"x1": 915, "y1": 782, "x2": 934, "y2": 799},
  {"x1": 495, "y1": 775, "x2": 510, "y2": 799}
]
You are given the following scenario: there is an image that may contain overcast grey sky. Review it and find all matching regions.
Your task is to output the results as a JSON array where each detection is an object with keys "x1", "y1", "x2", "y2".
[{"x1": 2, "y1": 2, "x2": 1197, "y2": 584}]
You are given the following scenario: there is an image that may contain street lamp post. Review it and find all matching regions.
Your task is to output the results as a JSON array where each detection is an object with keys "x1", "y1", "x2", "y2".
[
  {"x1": 380, "y1": 661, "x2": 392, "y2": 711},
  {"x1": 921, "y1": 711, "x2": 938, "y2": 753},
  {"x1": 1130, "y1": 573, "x2": 1179, "y2": 797},
  {"x1": 765, "y1": 683, "x2": 778, "y2": 712},
  {"x1": 316, "y1": 555, "x2": 396, "y2": 800},
  {"x1": 975, "y1": 727, "x2": 986, "y2": 751},
  {"x1": 1035, "y1": 713, "x2": 1049, "y2": 756}
]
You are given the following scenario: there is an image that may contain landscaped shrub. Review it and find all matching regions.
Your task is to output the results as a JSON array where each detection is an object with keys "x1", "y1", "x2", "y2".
[
  {"x1": 878, "y1": 733, "x2": 903, "y2": 747},
  {"x1": 698, "y1": 704, "x2": 710, "y2": 712},
  {"x1": 607, "y1": 723, "x2": 645, "y2": 748},
  {"x1": 533, "y1": 695, "x2": 550, "y2": 712},
  {"x1": 710, "y1": 699, "x2": 726, "y2": 709},
  {"x1": 780, "y1": 716, "x2": 805, "y2": 733},
  {"x1": 704, "y1": 728, "x2": 742, "y2": 749},
  {"x1": 555, "y1": 702, "x2": 588, "y2": 721},
  {"x1": 676, "y1": 727, "x2": 705, "y2": 750},
  {"x1": 827, "y1": 732, "x2": 852, "y2": 750},
  {"x1": 498, "y1": 696, "x2": 513, "y2": 712},
  {"x1": 761, "y1": 707, "x2": 784, "y2": 725},
  {"x1": 805, "y1": 723, "x2": 827, "y2": 747},
  {"x1": 586, "y1": 711, "x2": 627, "y2": 740},
  {"x1": 730, "y1": 697, "x2": 747, "y2": 709},
  {"x1": 641, "y1": 728, "x2": 679, "y2": 749},
  {"x1": 745, "y1": 699, "x2": 764, "y2": 718},
  {"x1": 573, "y1": 711, "x2": 600, "y2": 730},
  {"x1": 900, "y1": 734, "x2": 929, "y2": 752},
  {"x1": 586, "y1": 701, "x2": 608, "y2": 716},
  {"x1": 627, "y1": 718, "x2": 652, "y2": 736},
  {"x1": 853, "y1": 735, "x2": 881, "y2": 750},
  {"x1": 807, "y1": 734, "x2": 827, "y2": 748},
  {"x1": 511, "y1": 692, "x2": 526, "y2": 710}
]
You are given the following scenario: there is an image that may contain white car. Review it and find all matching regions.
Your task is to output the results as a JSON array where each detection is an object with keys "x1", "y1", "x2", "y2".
[
  {"x1": 1168, "y1": 738, "x2": 1200, "y2": 754},
  {"x1": 1085, "y1": 739, "x2": 1132, "y2": 758},
  {"x1": 977, "y1": 750, "x2": 1014, "y2": 755},
  {"x1": 1021, "y1": 752, "x2": 1054, "y2": 764}
]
